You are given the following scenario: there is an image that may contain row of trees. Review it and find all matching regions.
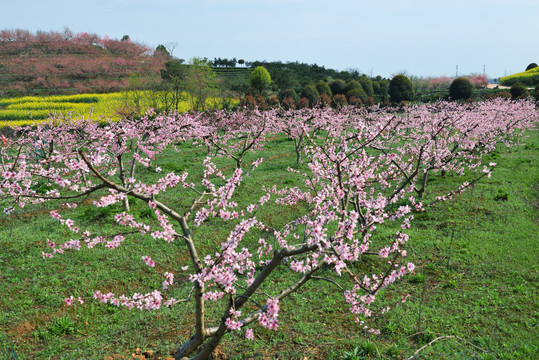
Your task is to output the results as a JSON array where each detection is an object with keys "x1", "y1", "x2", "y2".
[
  {"x1": 241, "y1": 72, "x2": 519, "y2": 111},
  {"x1": 152, "y1": 58, "x2": 381, "y2": 112},
  {"x1": 1, "y1": 98, "x2": 536, "y2": 359},
  {"x1": 154, "y1": 59, "x2": 536, "y2": 114}
]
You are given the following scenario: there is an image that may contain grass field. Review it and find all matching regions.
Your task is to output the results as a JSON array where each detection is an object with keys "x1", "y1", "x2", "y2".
[{"x1": 0, "y1": 122, "x2": 538, "y2": 360}]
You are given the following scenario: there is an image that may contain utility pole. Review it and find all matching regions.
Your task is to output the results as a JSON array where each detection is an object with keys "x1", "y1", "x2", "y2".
[
  {"x1": 456, "y1": 65, "x2": 459, "y2": 77},
  {"x1": 483, "y1": 65, "x2": 486, "y2": 76}
]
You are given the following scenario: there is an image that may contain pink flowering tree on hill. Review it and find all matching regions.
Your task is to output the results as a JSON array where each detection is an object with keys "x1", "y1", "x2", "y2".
[{"x1": 0, "y1": 28, "x2": 166, "y2": 96}]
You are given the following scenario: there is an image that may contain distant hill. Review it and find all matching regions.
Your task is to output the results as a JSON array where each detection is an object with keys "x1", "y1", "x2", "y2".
[{"x1": 0, "y1": 29, "x2": 167, "y2": 97}]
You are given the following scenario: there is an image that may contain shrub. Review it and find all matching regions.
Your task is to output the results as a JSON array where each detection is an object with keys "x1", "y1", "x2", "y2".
[
  {"x1": 316, "y1": 93, "x2": 331, "y2": 107},
  {"x1": 525, "y1": 63, "x2": 538, "y2": 71},
  {"x1": 316, "y1": 81, "x2": 332, "y2": 96},
  {"x1": 278, "y1": 88, "x2": 299, "y2": 103},
  {"x1": 329, "y1": 79, "x2": 346, "y2": 95},
  {"x1": 372, "y1": 81, "x2": 380, "y2": 95},
  {"x1": 449, "y1": 77, "x2": 474, "y2": 100},
  {"x1": 301, "y1": 84, "x2": 319, "y2": 107},
  {"x1": 245, "y1": 87, "x2": 258, "y2": 96},
  {"x1": 348, "y1": 96, "x2": 363, "y2": 106},
  {"x1": 344, "y1": 80, "x2": 363, "y2": 94},
  {"x1": 389, "y1": 75, "x2": 414, "y2": 103},
  {"x1": 359, "y1": 76, "x2": 374, "y2": 96},
  {"x1": 240, "y1": 94, "x2": 257, "y2": 109},
  {"x1": 331, "y1": 94, "x2": 347, "y2": 109},
  {"x1": 510, "y1": 82, "x2": 529, "y2": 99},
  {"x1": 281, "y1": 96, "x2": 296, "y2": 110},
  {"x1": 346, "y1": 88, "x2": 367, "y2": 103},
  {"x1": 534, "y1": 84, "x2": 539, "y2": 99},
  {"x1": 297, "y1": 97, "x2": 309, "y2": 109},
  {"x1": 268, "y1": 95, "x2": 280, "y2": 108},
  {"x1": 255, "y1": 95, "x2": 267, "y2": 110},
  {"x1": 377, "y1": 80, "x2": 389, "y2": 100},
  {"x1": 426, "y1": 93, "x2": 444, "y2": 102},
  {"x1": 497, "y1": 91, "x2": 512, "y2": 99},
  {"x1": 365, "y1": 96, "x2": 376, "y2": 107}
]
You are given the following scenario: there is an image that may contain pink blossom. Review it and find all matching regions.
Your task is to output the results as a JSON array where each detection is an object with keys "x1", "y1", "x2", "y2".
[
  {"x1": 142, "y1": 256, "x2": 156, "y2": 268},
  {"x1": 379, "y1": 247, "x2": 390, "y2": 258},
  {"x1": 225, "y1": 317, "x2": 242, "y2": 330}
]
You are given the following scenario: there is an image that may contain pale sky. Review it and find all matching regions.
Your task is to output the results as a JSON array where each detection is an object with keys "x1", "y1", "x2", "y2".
[{"x1": 2, "y1": 0, "x2": 538, "y2": 79}]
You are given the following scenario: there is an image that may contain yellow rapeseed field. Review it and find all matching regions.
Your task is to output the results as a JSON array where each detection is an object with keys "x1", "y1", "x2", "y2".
[{"x1": 0, "y1": 91, "x2": 236, "y2": 127}]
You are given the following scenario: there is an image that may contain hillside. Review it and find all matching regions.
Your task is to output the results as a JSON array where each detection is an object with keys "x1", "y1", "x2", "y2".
[
  {"x1": 499, "y1": 66, "x2": 539, "y2": 87},
  {"x1": 0, "y1": 29, "x2": 167, "y2": 97}
]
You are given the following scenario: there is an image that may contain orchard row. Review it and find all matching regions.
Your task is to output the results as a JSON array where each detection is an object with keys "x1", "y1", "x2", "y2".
[{"x1": 1, "y1": 98, "x2": 537, "y2": 360}]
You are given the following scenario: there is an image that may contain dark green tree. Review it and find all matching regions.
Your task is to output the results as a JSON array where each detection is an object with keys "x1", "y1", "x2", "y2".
[
  {"x1": 510, "y1": 82, "x2": 529, "y2": 99},
  {"x1": 331, "y1": 94, "x2": 347, "y2": 108},
  {"x1": 330, "y1": 79, "x2": 347, "y2": 95},
  {"x1": 344, "y1": 80, "x2": 363, "y2": 95},
  {"x1": 377, "y1": 80, "x2": 389, "y2": 101},
  {"x1": 301, "y1": 84, "x2": 319, "y2": 107},
  {"x1": 372, "y1": 81, "x2": 380, "y2": 95},
  {"x1": 359, "y1": 76, "x2": 374, "y2": 96},
  {"x1": 161, "y1": 60, "x2": 187, "y2": 81},
  {"x1": 525, "y1": 63, "x2": 538, "y2": 71},
  {"x1": 316, "y1": 81, "x2": 332, "y2": 96},
  {"x1": 346, "y1": 88, "x2": 367, "y2": 103},
  {"x1": 278, "y1": 88, "x2": 299, "y2": 103},
  {"x1": 389, "y1": 75, "x2": 414, "y2": 103},
  {"x1": 449, "y1": 77, "x2": 474, "y2": 100},
  {"x1": 155, "y1": 45, "x2": 171, "y2": 59}
]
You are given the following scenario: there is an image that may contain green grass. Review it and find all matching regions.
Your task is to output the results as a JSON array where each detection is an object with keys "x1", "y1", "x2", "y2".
[{"x1": 0, "y1": 129, "x2": 537, "y2": 359}]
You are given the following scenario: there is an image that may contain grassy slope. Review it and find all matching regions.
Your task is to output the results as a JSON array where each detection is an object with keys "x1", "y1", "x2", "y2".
[
  {"x1": 0, "y1": 128, "x2": 537, "y2": 360},
  {"x1": 500, "y1": 67, "x2": 539, "y2": 87}
]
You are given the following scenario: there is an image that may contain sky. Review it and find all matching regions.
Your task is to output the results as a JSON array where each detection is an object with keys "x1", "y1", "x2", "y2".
[{"x1": 2, "y1": 0, "x2": 538, "y2": 79}]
